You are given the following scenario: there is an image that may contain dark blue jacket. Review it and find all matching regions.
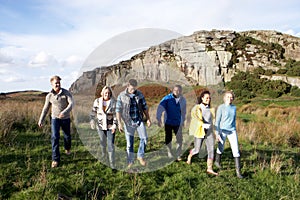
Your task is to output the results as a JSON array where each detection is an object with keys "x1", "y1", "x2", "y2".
[{"x1": 156, "y1": 93, "x2": 186, "y2": 126}]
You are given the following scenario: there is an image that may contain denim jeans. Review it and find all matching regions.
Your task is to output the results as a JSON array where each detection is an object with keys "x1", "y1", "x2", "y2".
[
  {"x1": 216, "y1": 129, "x2": 240, "y2": 157},
  {"x1": 97, "y1": 128, "x2": 115, "y2": 155},
  {"x1": 51, "y1": 118, "x2": 71, "y2": 162},
  {"x1": 124, "y1": 122, "x2": 148, "y2": 164}
]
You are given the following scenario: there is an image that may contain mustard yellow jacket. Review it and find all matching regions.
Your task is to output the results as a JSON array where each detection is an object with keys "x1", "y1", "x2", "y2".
[{"x1": 189, "y1": 104, "x2": 215, "y2": 138}]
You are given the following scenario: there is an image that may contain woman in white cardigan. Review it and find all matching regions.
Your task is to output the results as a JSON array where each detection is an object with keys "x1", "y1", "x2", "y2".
[{"x1": 90, "y1": 86, "x2": 117, "y2": 168}]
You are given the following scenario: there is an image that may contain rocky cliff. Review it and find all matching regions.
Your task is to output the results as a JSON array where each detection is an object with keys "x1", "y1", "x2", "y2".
[{"x1": 70, "y1": 30, "x2": 300, "y2": 94}]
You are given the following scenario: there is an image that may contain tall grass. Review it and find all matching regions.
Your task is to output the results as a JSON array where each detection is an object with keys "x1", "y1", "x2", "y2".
[
  {"x1": 0, "y1": 99, "x2": 50, "y2": 144},
  {"x1": 237, "y1": 104, "x2": 300, "y2": 147}
]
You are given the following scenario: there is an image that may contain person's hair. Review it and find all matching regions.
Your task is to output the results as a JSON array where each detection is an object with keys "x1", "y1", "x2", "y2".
[
  {"x1": 224, "y1": 90, "x2": 235, "y2": 100},
  {"x1": 197, "y1": 90, "x2": 211, "y2": 106},
  {"x1": 100, "y1": 86, "x2": 114, "y2": 98},
  {"x1": 173, "y1": 85, "x2": 182, "y2": 93},
  {"x1": 128, "y1": 79, "x2": 138, "y2": 87},
  {"x1": 50, "y1": 75, "x2": 61, "y2": 83}
]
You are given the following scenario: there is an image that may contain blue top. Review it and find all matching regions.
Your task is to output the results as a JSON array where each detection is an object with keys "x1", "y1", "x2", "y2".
[
  {"x1": 215, "y1": 103, "x2": 236, "y2": 133},
  {"x1": 156, "y1": 93, "x2": 186, "y2": 126}
]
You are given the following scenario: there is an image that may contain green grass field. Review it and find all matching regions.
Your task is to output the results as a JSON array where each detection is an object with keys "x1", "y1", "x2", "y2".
[
  {"x1": 1, "y1": 91, "x2": 299, "y2": 199},
  {"x1": 0, "y1": 128, "x2": 299, "y2": 200}
]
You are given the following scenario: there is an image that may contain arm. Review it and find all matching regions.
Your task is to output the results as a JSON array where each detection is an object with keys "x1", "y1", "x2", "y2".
[
  {"x1": 111, "y1": 99, "x2": 118, "y2": 133},
  {"x1": 233, "y1": 105, "x2": 237, "y2": 130},
  {"x1": 115, "y1": 95, "x2": 123, "y2": 132},
  {"x1": 156, "y1": 96, "x2": 167, "y2": 126},
  {"x1": 90, "y1": 99, "x2": 98, "y2": 129},
  {"x1": 215, "y1": 105, "x2": 222, "y2": 136},
  {"x1": 38, "y1": 94, "x2": 51, "y2": 127},
  {"x1": 181, "y1": 98, "x2": 187, "y2": 125},
  {"x1": 189, "y1": 105, "x2": 205, "y2": 137},
  {"x1": 143, "y1": 108, "x2": 151, "y2": 127},
  {"x1": 191, "y1": 105, "x2": 203, "y2": 125},
  {"x1": 116, "y1": 112, "x2": 123, "y2": 132},
  {"x1": 140, "y1": 93, "x2": 151, "y2": 127},
  {"x1": 60, "y1": 90, "x2": 74, "y2": 118}
]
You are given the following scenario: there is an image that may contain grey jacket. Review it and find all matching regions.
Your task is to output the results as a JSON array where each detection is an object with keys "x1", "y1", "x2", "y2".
[{"x1": 38, "y1": 88, "x2": 74, "y2": 124}]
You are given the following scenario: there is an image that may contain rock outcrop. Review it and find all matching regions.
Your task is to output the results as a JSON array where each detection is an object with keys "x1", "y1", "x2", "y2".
[{"x1": 70, "y1": 30, "x2": 300, "y2": 94}]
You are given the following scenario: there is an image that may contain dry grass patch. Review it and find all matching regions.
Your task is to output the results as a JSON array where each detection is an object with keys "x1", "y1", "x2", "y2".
[{"x1": 237, "y1": 104, "x2": 300, "y2": 147}]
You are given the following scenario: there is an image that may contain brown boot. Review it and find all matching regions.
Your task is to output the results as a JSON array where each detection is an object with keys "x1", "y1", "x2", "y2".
[
  {"x1": 207, "y1": 159, "x2": 218, "y2": 176},
  {"x1": 137, "y1": 157, "x2": 147, "y2": 166}
]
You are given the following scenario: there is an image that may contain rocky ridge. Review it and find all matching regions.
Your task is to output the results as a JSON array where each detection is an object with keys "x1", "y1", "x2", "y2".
[{"x1": 70, "y1": 30, "x2": 300, "y2": 94}]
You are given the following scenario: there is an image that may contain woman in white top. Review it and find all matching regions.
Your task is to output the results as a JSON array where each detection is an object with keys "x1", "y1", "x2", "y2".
[
  {"x1": 187, "y1": 90, "x2": 218, "y2": 176},
  {"x1": 90, "y1": 86, "x2": 117, "y2": 168}
]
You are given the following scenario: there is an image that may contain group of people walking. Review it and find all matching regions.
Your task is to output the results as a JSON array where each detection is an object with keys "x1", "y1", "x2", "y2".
[{"x1": 38, "y1": 76, "x2": 243, "y2": 178}]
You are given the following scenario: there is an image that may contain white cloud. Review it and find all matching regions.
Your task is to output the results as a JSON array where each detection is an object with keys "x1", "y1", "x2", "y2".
[
  {"x1": 0, "y1": 68, "x2": 24, "y2": 83},
  {"x1": 0, "y1": 48, "x2": 13, "y2": 64},
  {"x1": 3, "y1": 76, "x2": 24, "y2": 83},
  {"x1": 28, "y1": 51, "x2": 58, "y2": 67},
  {"x1": 61, "y1": 55, "x2": 84, "y2": 68}
]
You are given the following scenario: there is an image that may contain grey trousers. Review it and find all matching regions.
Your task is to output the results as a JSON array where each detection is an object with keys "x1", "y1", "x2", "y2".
[{"x1": 190, "y1": 131, "x2": 215, "y2": 159}]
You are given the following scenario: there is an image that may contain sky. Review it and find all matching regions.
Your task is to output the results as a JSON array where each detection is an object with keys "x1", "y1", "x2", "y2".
[{"x1": 0, "y1": 0, "x2": 300, "y2": 93}]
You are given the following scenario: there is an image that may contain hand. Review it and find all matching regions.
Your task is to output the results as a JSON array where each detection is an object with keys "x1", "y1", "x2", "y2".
[
  {"x1": 59, "y1": 113, "x2": 65, "y2": 118},
  {"x1": 147, "y1": 119, "x2": 151, "y2": 127},
  {"x1": 38, "y1": 122, "x2": 43, "y2": 128},
  {"x1": 216, "y1": 134, "x2": 223, "y2": 143},
  {"x1": 202, "y1": 123, "x2": 211, "y2": 129},
  {"x1": 90, "y1": 121, "x2": 96, "y2": 130},
  {"x1": 118, "y1": 123, "x2": 124, "y2": 133},
  {"x1": 157, "y1": 121, "x2": 162, "y2": 127},
  {"x1": 111, "y1": 128, "x2": 116, "y2": 134}
]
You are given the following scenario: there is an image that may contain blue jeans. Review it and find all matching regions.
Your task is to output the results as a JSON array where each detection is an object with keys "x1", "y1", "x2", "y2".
[
  {"x1": 124, "y1": 122, "x2": 148, "y2": 164},
  {"x1": 97, "y1": 128, "x2": 115, "y2": 155},
  {"x1": 51, "y1": 118, "x2": 71, "y2": 162}
]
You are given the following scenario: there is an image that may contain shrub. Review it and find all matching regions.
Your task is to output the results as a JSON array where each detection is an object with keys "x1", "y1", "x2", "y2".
[
  {"x1": 253, "y1": 66, "x2": 265, "y2": 75},
  {"x1": 262, "y1": 80, "x2": 291, "y2": 98},
  {"x1": 265, "y1": 90, "x2": 281, "y2": 98},
  {"x1": 276, "y1": 68, "x2": 287, "y2": 74},
  {"x1": 285, "y1": 59, "x2": 300, "y2": 76},
  {"x1": 264, "y1": 69, "x2": 274, "y2": 76},
  {"x1": 227, "y1": 71, "x2": 292, "y2": 99},
  {"x1": 291, "y1": 86, "x2": 300, "y2": 97}
]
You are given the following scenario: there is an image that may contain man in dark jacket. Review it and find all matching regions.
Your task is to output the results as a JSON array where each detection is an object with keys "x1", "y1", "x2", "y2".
[{"x1": 156, "y1": 85, "x2": 186, "y2": 161}]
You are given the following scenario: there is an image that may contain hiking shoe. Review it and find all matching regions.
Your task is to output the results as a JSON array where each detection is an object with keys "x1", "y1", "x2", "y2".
[
  {"x1": 51, "y1": 161, "x2": 58, "y2": 168},
  {"x1": 167, "y1": 151, "x2": 174, "y2": 159},
  {"x1": 137, "y1": 157, "x2": 147, "y2": 166},
  {"x1": 127, "y1": 163, "x2": 133, "y2": 169}
]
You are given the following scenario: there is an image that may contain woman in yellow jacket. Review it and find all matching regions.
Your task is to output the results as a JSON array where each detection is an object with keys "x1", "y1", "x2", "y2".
[{"x1": 186, "y1": 90, "x2": 218, "y2": 175}]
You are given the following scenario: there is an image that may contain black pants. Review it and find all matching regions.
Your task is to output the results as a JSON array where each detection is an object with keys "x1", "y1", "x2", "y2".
[
  {"x1": 165, "y1": 124, "x2": 183, "y2": 158},
  {"x1": 165, "y1": 124, "x2": 182, "y2": 145}
]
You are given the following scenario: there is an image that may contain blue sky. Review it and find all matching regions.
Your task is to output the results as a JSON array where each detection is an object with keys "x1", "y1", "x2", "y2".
[{"x1": 0, "y1": 0, "x2": 300, "y2": 92}]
